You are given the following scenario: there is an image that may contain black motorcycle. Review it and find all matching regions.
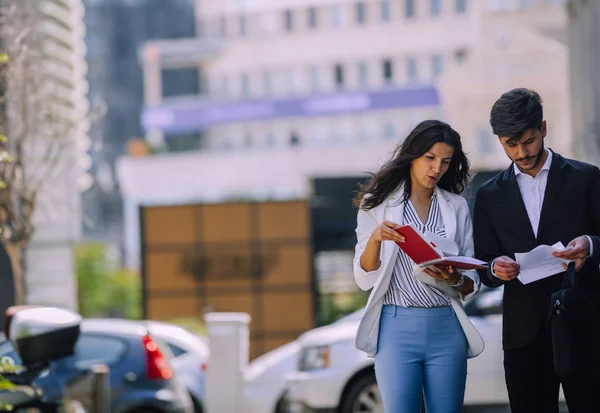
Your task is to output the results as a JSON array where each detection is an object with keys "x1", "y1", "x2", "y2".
[{"x1": 0, "y1": 305, "x2": 82, "y2": 412}]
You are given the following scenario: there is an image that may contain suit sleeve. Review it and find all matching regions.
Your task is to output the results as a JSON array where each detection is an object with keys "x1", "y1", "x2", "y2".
[
  {"x1": 586, "y1": 166, "x2": 600, "y2": 263},
  {"x1": 473, "y1": 192, "x2": 505, "y2": 288}
]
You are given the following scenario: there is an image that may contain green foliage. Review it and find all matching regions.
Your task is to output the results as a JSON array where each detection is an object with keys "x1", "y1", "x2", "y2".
[
  {"x1": 75, "y1": 242, "x2": 142, "y2": 320},
  {"x1": 316, "y1": 290, "x2": 369, "y2": 326}
]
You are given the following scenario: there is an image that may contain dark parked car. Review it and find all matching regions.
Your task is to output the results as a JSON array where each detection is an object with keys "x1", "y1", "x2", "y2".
[{"x1": 0, "y1": 318, "x2": 194, "y2": 413}]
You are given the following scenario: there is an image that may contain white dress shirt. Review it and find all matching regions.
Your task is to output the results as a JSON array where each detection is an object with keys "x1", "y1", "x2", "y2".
[
  {"x1": 514, "y1": 149, "x2": 552, "y2": 238},
  {"x1": 492, "y1": 149, "x2": 592, "y2": 278}
]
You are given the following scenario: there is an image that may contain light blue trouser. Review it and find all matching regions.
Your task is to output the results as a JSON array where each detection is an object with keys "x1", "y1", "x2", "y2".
[{"x1": 374, "y1": 305, "x2": 468, "y2": 413}]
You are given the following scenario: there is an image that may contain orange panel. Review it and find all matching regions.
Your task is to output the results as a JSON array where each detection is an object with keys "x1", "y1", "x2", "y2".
[
  {"x1": 257, "y1": 202, "x2": 309, "y2": 240},
  {"x1": 205, "y1": 293, "x2": 254, "y2": 315},
  {"x1": 200, "y1": 204, "x2": 252, "y2": 243},
  {"x1": 261, "y1": 245, "x2": 312, "y2": 286},
  {"x1": 143, "y1": 206, "x2": 196, "y2": 245},
  {"x1": 146, "y1": 296, "x2": 199, "y2": 320},
  {"x1": 145, "y1": 252, "x2": 198, "y2": 291},
  {"x1": 261, "y1": 291, "x2": 314, "y2": 332}
]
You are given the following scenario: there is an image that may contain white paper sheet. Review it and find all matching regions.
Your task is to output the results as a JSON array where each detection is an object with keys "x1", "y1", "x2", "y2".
[{"x1": 515, "y1": 242, "x2": 573, "y2": 285}]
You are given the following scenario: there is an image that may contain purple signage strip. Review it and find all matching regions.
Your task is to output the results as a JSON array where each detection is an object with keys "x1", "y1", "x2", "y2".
[{"x1": 141, "y1": 86, "x2": 439, "y2": 134}]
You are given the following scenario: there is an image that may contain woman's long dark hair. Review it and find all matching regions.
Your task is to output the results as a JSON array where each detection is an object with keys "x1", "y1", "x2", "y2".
[{"x1": 354, "y1": 120, "x2": 471, "y2": 210}]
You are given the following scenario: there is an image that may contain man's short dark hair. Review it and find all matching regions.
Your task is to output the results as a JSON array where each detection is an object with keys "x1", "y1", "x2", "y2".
[{"x1": 489, "y1": 88, "x2": 543, "y2": 142}]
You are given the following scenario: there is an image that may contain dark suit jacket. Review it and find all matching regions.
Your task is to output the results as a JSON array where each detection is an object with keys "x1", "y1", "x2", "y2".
[{"x1": 474, "y1": 151, "x2": 600, "y2": 350}]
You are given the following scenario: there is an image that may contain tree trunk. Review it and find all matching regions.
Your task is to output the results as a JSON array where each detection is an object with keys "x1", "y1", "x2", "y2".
[{"x1": 4, "y1": 243, "x2": 23, "y2": 305}]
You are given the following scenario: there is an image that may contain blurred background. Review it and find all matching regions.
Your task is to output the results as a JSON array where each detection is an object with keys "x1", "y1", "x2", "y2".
[{"x1": 0, "y1": 0, "x2": 597, "y2": 412}]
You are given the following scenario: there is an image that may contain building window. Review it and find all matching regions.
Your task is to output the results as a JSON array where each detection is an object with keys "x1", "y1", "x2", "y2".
[
  {"x1": 308, "y1": 7, "x2": 318, "y2": 28},
  {"x1": 220, "y1": 16, "x2": 227, "y2": 38},
  {"x1": 384, "y1": 121, "x2": 396, "y2": 140},
  {"x1": 431, "y1": 0, "x2": 442, "y2": 16},
  {"x1": 520, "y1": 0, "x2": 534, "y2": 9},
  {"x1": 241, "y1": 73, "x2": 250, "y2": 97},
  {"x1": 356, "y1": 2, "x2": 367, "y2": 24},
  {"x1": 286, "y1": 69, "x2": 299, "y2": 94},
  {"x1": 309, "y1": 66, "x2": 319, "y2": 92},
  {"x1": 358, "y1": 62, "x2": 369, "y2": 88},
  {"x1": 405, "y1": 0, "x2": 416, "y2": 18},
  {"x1": 406, "y1": 57, "x2": 418, "y2": 82},
  {"x1": 265, "y1": 131, "x2": 276, "y2": 147},
  {"x1": 332, "y1": 5, "x2": 345, "y2": 27},
  {"x1": 456, "y1": 0, "x2": 467, "y2": 13},
  {"x1": 431, "y1": 54, "x2": 443, "y2": 77},
  {"x1": 383, "y1": 59, "x2": 393, "y2": 86},
  {"x1": 221, "y1": 75, "x2": 229, "y2": 97},
  {"x1": 381, "y1": 0, "x2": 391, "y2": 22},
  {"x1": 334, "y1": 64, "x2": 344, "y2": 89},
  {"x1": 238, "y1": 15, "x2": 246, "y2": 36},
  {"x1": 284, "y1": 9, "x2": 294, "y2": 32},
  {"x1": 262, "y1": 70, "x2": 272, "y2": 95},
  {"x1": 244, "y1": 133, "x2": 253, "y2": 148},
  {"x1": 478, "y1": 129, "x2": 494, "y2": 155}
]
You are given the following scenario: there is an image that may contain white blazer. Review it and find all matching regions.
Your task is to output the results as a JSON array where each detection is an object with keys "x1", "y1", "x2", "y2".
[{"x1": 353, "y1": 185, "x2": 485, "y2": 358}]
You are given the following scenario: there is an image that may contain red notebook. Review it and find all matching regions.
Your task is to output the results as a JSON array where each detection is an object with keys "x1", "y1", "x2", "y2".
[{"x1": 394, "y1": 224, "x2": 488, "y2": 270}]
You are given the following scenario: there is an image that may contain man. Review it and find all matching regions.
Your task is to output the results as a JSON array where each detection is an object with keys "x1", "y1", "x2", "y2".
[{"x1": 473, "y1": 88, "x2": 600, "y2": 413}]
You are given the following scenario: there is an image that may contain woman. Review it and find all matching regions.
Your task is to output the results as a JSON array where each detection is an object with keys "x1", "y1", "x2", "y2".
[{"x1": 353, "y1": 120, "x2": 483, "y2": 413}]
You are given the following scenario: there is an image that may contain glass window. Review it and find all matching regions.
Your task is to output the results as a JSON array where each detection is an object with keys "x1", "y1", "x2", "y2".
[
  {"x1": 220, "y1": 16, "x2": 227, "y2": 37},
  {"x1": 73, "y1": 334, "x2": 128, "y2": 369},
  {"x1": 406, "y1": 57, "x2": 418, "y2": 82},
  {"x1": 239, "y1": 14, "x2": 246, "y2": 36},
  {"x1": 431, "y1": 54, "x2": 443, "y2": 77},
  {"x1": 358, "y1": 61, "x2": 369, "y2": 88},
  {"x1": 383, "y1": 59, "x2": 393, "y2": 85},
  {"x1": 265, "y1": 131, "x2": 277, "y2": 147},
  {"x1": 405, "y1": 0, "x2": 416, "y2": 18},
  {"x1": 0, "y1": 339, "x2": 21, "y2": 366},
  {"x1": 520, "y1": 0, "x2": 534, "y2": 8},
  {"x1": 308, "y1": 7, "x2": 318, "y2": 28},
  {"x1": 384, "y1": 121, "x2": 396, "y2": 139},
  {"x1": 263, "y1": 70, "x2": 272, "y2": 95},
  {"x1": 241, "y1": 73, "x2": 250, "y2": 97},
  {"x1": 334, "y1": 64, "x2": 344, "y2": 89},
  {"x1": 332, "y1": 5, "x2": 344, "y2": 27},
  {"x1": 456, "y1": 0, "x2": 467, "y2": 13},
  {"x1": 167, "y1": 343, "x2": 188, "y2": 358},
  {"x1": 381, "y1": 0, "x2": 391, "y2": 21},
  {"x1": 431, "y1": 0, "x2": 442, "y2": 16},
  {"x1": 284, "y1": 9, "x2": 294, "y2": 32},
  {"x1": 309, "y1": 65, "x2": 320, "y2": 92},
  {"x1": 356, "y1": 2, "x2": 367, "y2": 24},
  {"x1": 478, "y1": 129, "x2": 494, "y2": 155}
]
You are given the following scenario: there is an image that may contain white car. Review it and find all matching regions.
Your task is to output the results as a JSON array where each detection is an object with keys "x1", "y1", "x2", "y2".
[
  {"x1": 243, "y1": 311, "x2": 364, "y2": 413},
  {"x1": 284, "y1": 286, "x2": 568, "y2": 412},
  {"x1": 242, "y1": 286, "x2": 509, "y2": 413}
]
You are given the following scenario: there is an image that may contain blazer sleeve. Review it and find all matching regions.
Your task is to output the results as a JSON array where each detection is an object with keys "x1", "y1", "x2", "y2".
[
  {"x1": 586, "y1": 166, "x2": 600, "y2": 263},
  {"x1": 353, "y1": 207, "x2": 383, "y2": 291},
  {"x1": 456, "y1": 198, "x2": 480, "y2": 301},
  {"x1": 473, "y1": 191, "x2": 505, "y2": 288}
]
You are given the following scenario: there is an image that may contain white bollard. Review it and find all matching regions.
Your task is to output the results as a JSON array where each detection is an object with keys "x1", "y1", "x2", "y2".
[{"x1": 204, "y1": 312, "x2": 251, "y2": 413}]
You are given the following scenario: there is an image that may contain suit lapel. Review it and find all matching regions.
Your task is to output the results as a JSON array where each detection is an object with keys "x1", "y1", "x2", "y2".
[
  {"x1": 537, "y1": 152, "x2": 569, "y2": 240},
  {"x1": 498, "y1": 166, "x2": 537, "y2": 243}
]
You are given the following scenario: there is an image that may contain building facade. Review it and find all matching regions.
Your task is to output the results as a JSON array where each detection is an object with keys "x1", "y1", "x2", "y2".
[
  {"x1": 119, "y1": 0, "x2": 570, "y2": 271},
  {"x1": 567, "y1": 0, "x2": 600, "y2": 164}
]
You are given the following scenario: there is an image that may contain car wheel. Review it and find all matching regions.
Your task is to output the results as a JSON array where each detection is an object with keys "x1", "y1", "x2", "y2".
[
  {"x1": 340, "y1": 372, "x2": 426, "y2": 413},
  {"x1": 339, "y1": 372, "x2": 383, "y2": 413}
]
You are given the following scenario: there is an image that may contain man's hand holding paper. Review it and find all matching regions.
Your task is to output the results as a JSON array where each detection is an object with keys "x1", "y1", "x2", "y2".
[
  {"x1": 515, "y1": 242, "x2": 573, "y2": 285},
  {"x1": 552, "y1": 235, "x2": 591, "y2": 271}
]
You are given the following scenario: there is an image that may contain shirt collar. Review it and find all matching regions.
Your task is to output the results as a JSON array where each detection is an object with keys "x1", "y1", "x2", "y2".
[{"x1": 513, "y1": 149, "x2": 552, "y2": 177}]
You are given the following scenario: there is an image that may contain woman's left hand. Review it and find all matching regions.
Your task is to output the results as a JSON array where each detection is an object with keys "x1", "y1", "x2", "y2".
[{"x1": 423, "y1": 265, "x2": 462, "y2": 285}]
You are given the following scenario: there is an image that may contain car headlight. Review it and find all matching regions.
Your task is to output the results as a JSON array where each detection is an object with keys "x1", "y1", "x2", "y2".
[{"x1": 298, "y1": 345, "x2": 330, "y2": 371}]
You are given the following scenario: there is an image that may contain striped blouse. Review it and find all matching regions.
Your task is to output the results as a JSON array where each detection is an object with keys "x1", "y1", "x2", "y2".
[{"x1": 383, "y1": 193, "x2": 451, "y2": 308}]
